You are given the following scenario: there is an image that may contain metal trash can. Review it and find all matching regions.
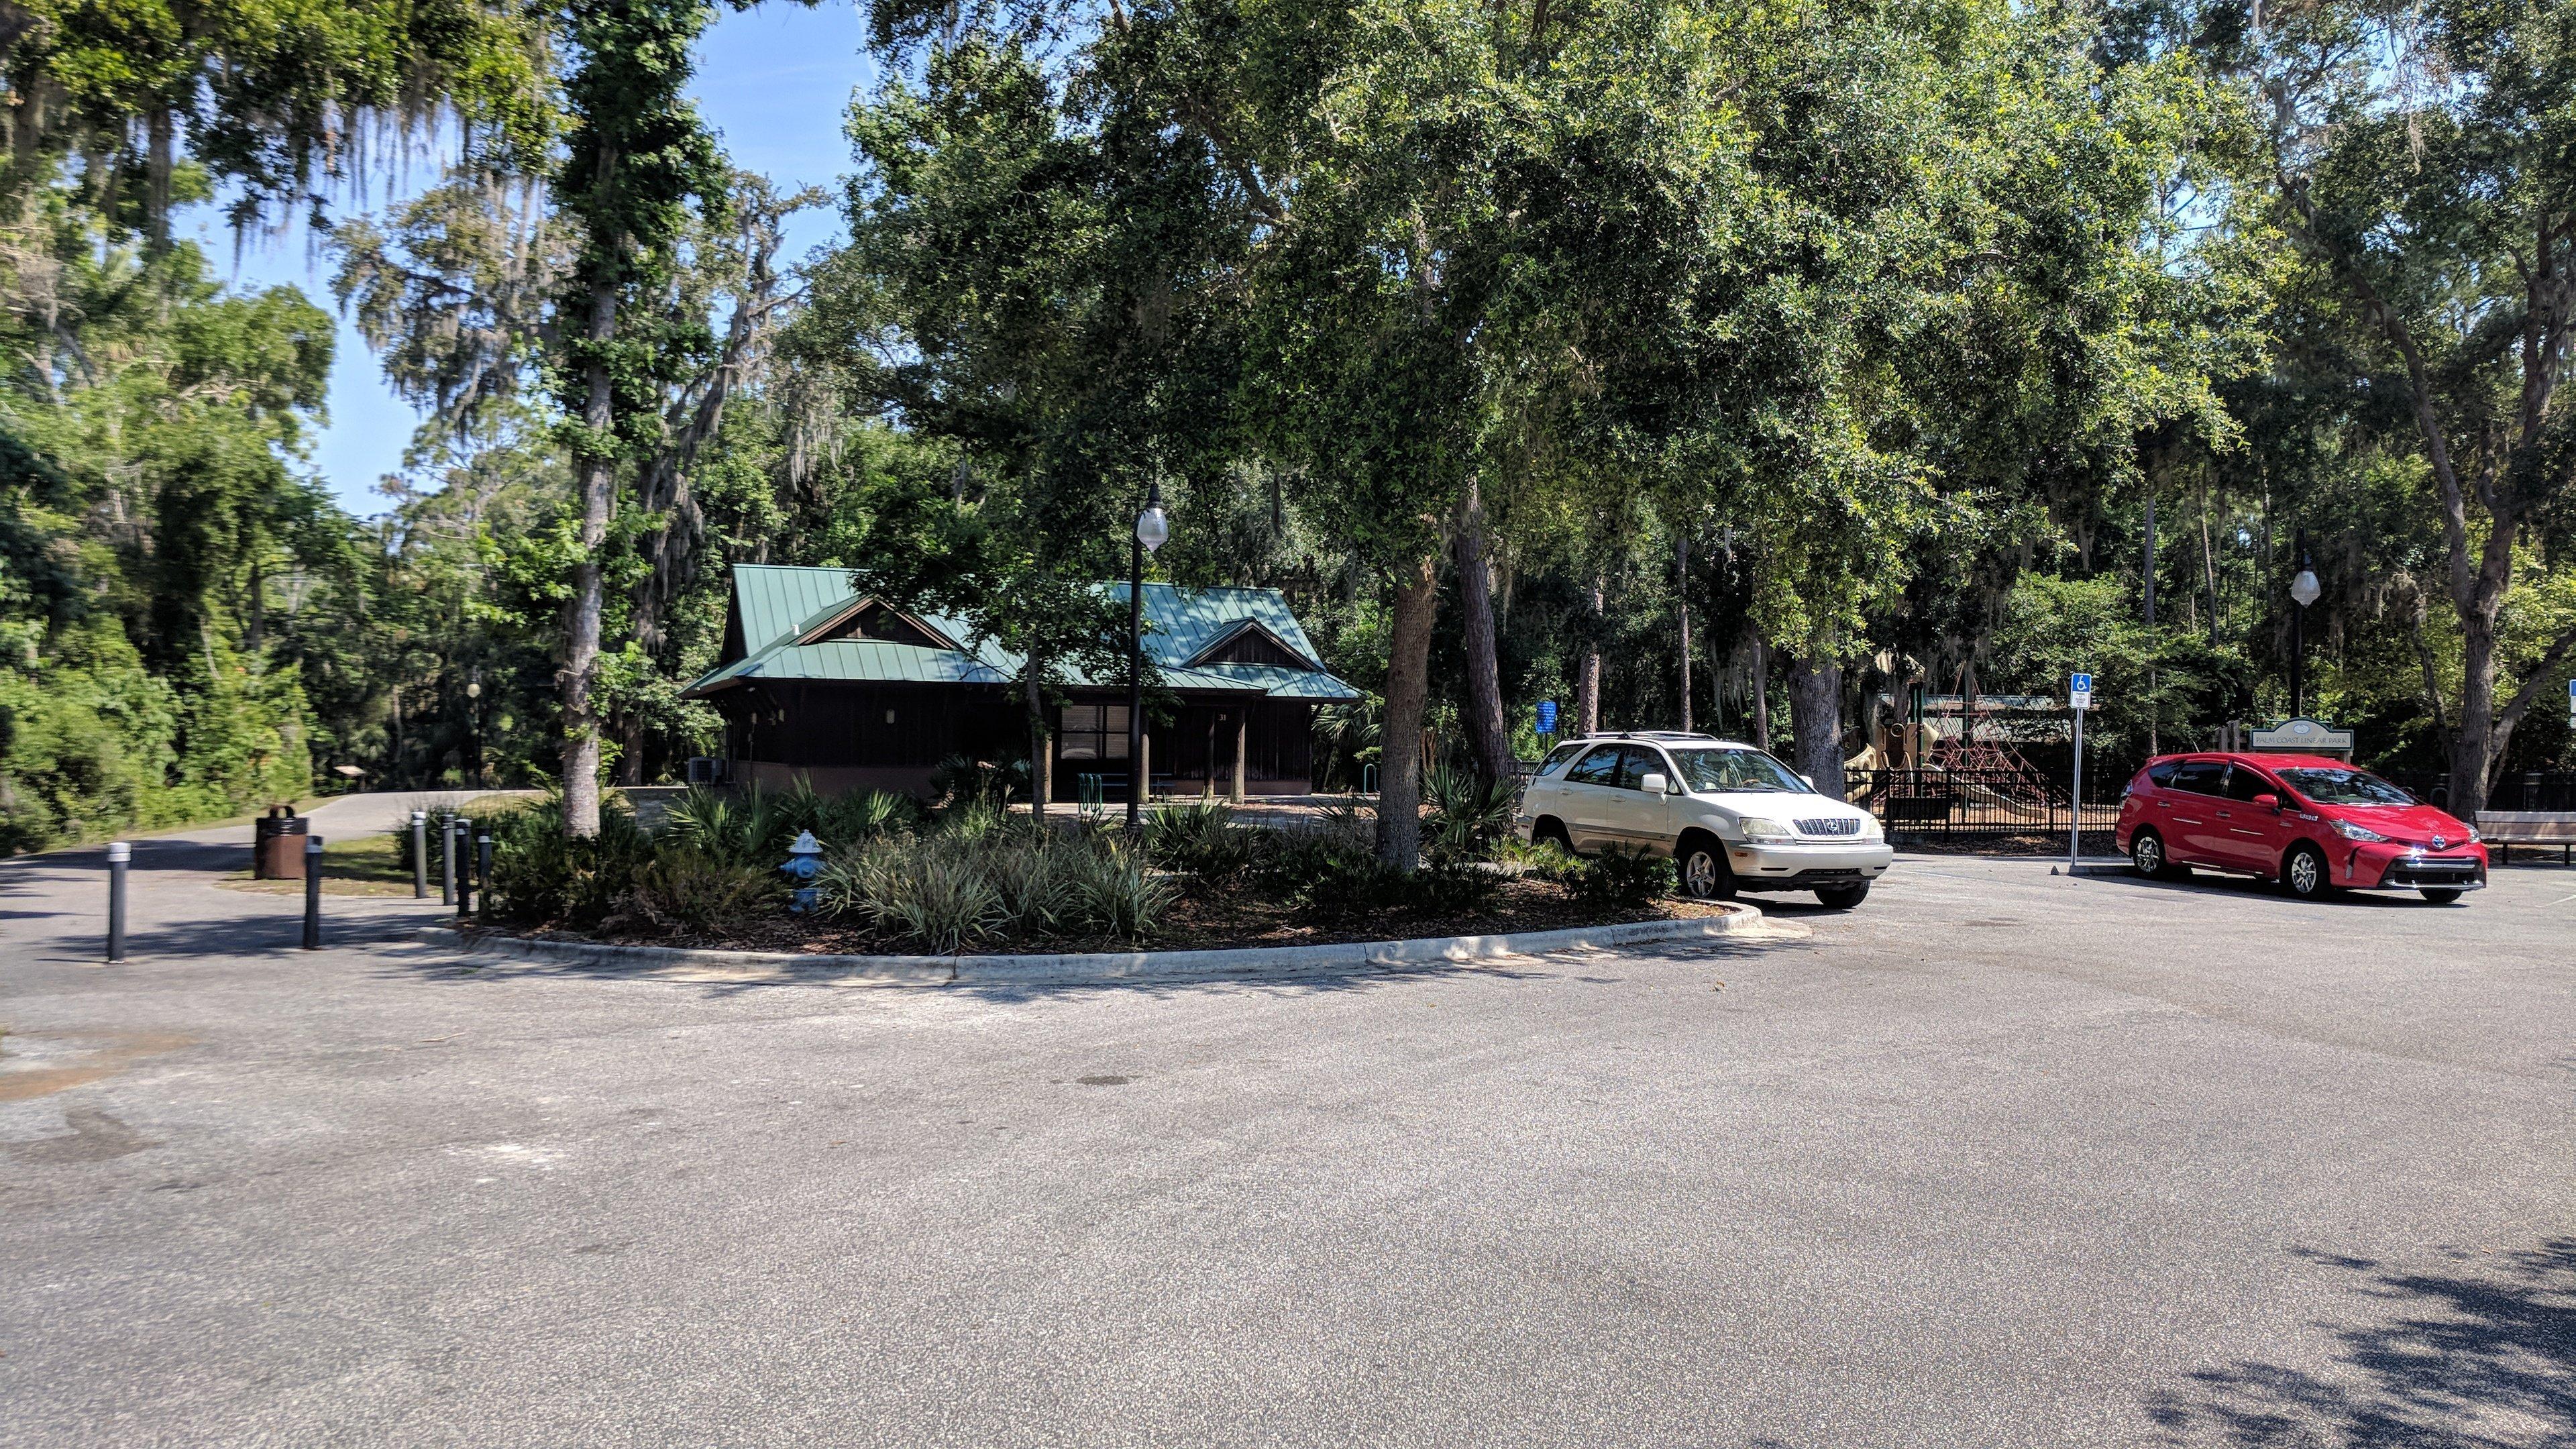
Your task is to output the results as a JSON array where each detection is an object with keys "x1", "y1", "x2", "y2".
[{"x1": 253, "y1": 804, "x2": 308, "y2": 880}]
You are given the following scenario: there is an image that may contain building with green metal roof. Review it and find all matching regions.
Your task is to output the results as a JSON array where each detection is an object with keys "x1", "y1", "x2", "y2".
[{"x1": 683, "y1": 565, "x2": 1359, "y2": 800}]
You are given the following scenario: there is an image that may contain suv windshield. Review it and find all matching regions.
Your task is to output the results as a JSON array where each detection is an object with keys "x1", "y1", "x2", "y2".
[
  {"x1": 1667, "y1": 747, "x2": 1808, "y2": 794},
  {"x1": 2276, "y1": 766, "x2": 2416, "y2": 807}
]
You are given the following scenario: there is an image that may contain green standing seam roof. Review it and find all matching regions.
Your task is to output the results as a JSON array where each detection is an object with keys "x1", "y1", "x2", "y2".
[{"x1": 687, "y1": 566, "x2": 1362, "y2": 702}]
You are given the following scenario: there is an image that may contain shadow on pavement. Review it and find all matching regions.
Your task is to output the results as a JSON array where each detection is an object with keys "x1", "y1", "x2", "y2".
[
  {"x1": 354, "y1": 929, "x2": 1794, "y2": 1003},
  {"x1": 2072, "y1": 867, "x2": 2457, "y2": 910},
  {"x1": 2144, "y1": 1240, "x2": 2576, "y2": 1446}
]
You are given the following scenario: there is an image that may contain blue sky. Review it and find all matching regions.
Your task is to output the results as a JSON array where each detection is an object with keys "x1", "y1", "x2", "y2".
[{"x1": 184, "y1": 3, "x2": 876, "y2": 517}]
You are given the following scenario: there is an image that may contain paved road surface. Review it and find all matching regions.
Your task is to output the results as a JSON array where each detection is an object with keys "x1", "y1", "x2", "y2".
[{"x1": 3, "y1": 834, "x2": 2569, "y2": 1447}]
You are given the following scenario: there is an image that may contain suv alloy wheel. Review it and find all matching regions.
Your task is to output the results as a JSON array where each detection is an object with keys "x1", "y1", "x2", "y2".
[{"x1": 1676, "y1": 835, "x2": 1735, "y2": 901}]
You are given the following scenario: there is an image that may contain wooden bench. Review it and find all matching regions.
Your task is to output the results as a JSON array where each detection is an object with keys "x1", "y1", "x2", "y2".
[{"x1": 2476, "y1": 811, "x2": 2576, "y2": 865}]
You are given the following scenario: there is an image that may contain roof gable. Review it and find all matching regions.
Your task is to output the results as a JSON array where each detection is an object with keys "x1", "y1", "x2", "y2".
[
  {"x1": 693, "y1": 565, "x2": 1357, "y2": 700},
  {"x1": 797, "y1": 598, "x2": 963, "y2": 651},
  {"x1": 1183, "y1": 617, "x2": 1317, "y2": 670}
]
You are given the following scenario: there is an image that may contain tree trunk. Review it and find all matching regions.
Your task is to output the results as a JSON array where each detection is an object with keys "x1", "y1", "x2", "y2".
[
  {"x1": 1024, "y1": 663, "x2": 1050, "y2": 821},
  {"x1": 561, "y1": 278, "x2": 616, "y2": 839},
  {"x1": 1675, "y1": 533, "x2": 1693, "y2": 733},
  {"x1": 2448, "y1": 612, "x2": 2503, "y2": 817},
  {"x1": 1576, "y1": 573, "x2": 1603, "y2": 735},
  {"x1": 1377, "y1": 554, "x2": 1439, "y2": 872},
  {"x1": 1454, "y1": 479, "x2": 1514, "y2": 782},
  {"x1": 1788, "y1": 639, "x2": 1845, "y2": 802},
  {"x1": 144, "y1": 107, "x2": 173, "y2": 252},
  {"x1": 1750, "y1": 635, "x2": 1770, "y2": 753}
]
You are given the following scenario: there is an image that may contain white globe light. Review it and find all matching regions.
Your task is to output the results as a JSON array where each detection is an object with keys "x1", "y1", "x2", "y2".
[
  {"x1": 2290, "y1": 569, "x2": 2322, "y2": 608},
  {"x1": 1136, "y1": 505, "x2": 1169, "y2": 554}
]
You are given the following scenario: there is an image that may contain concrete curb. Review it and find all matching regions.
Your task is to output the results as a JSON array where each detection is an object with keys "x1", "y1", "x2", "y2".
[{"x1": 426, "y1": 902, "x2": 1790, "y2": 985}]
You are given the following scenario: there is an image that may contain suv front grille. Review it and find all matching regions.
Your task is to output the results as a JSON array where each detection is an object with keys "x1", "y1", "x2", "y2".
[{"x1": 1795, "y1": 818, "x2": 1862, "y2": 837}]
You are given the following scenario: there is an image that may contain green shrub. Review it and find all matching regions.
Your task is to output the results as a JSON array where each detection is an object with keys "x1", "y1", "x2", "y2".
[
  {"x1": 661, "y1": 780, "x2": 918, "y2": 866},
  {"x1": 818, "y1": 823, "x2": 1173, "y2": 950},
  {"x1": 613, "y1": 848, "x2": 778, "y2": 930},
  {"x1": 938, "y1": 794, "x2": 1011, "y2": 841},
  {"x1": 658, "y1": 784, "x2": 788, "y2": 867},
  {"x1": 1546, "y1": 845, "x2": 1674, "y2": 910},
  {"x1": 863, "y1": 844, "x2": 1004, "y2": 953},
  {"x1": 1424, "y1": 761, "x2": 1519, "y2": 863},
  {"x1": 979, "y1": 830, "x2": 1081, "y2": 936},
  {"x1": 1065, "y1": 835, "x2": 1174, "y2": 941},
  {"x1": 929, "y1": 754, "x2": 1028, "y2": 808},
  {"x1": 1246, "y1": 826, "x2": 1500, "y2": 918},
  {"x1": 1144, "y1": 799, "x2": 1258, "y2": 883},
  {"x1": 481, "y1": 796, "x2": 656, "y2": 926},
  {"x1": 820, "y1": 786, "x2": 916, "y2": 842}
]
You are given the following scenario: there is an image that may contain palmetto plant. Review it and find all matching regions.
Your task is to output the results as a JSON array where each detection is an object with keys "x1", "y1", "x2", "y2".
[
  {"x1": 1424, "y1": 760, "x2": 1518, "y2": 862},
  {"x1": 818, "y1": 816, "x2": 1174, "y2": 950}
]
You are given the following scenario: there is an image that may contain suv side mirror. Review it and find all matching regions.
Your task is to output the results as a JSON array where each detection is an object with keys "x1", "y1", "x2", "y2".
[
  {"x1": 1639, "y1": 771, "x2": 1670, "y2": 796},
  {"x1": 2252, "y1": 792, "x2": 2280, "y2": 811}
]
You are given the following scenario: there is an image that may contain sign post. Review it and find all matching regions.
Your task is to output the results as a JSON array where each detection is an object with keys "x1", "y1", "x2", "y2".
[
  {"x1": 2567, "y1": 678, "x2": 2575, "y2": 729},
  {"x1": 2068, "y1": 673, "x2": 2093, "y2": 871}
]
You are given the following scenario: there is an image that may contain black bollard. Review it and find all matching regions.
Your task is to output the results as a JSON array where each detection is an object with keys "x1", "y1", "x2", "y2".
[
  {"x1": 440, "y1": 812, "x2": 456, "y2": 906},
  {"x1": 411, "y1": 810, "x2": 429, "y2": 899},
  {"x1": 454, "y1": 818, "x2": 474, "y2": 917},
  {"x1": 477, "y1": 833, "x2": 494, "y2": 919},
  {"x1": 107, "y1": 841, "x2": 129, "y2": 962},
  {"x1": 301, "y1": 835, "x2": 324, "y2": 950}
]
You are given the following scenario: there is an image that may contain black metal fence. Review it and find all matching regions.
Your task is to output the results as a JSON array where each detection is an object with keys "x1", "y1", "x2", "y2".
[{"x1": 1855, "y1": 766, "x2": 2125, "y2": 855}]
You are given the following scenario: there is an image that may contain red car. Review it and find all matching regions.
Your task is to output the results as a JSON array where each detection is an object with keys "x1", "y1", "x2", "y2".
[{"x1": 2116, "y1": 752, "x2": 2488, "y2": 903}]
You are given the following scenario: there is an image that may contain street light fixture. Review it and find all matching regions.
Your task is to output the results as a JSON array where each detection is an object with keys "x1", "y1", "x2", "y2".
[
  {"x1": 1126, "y1": 483, "x2": 1167, "y2": 830},
  {"x1": 2288, "y1": 530, "x2": 2320, "y2": 718},
  {"x1": 465, "y1": 673, "x2": 484, "y2": 788}
]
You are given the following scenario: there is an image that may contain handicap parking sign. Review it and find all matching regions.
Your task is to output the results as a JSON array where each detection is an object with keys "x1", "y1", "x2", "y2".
[{"x1": 2069, "y1": 672, "x2": 2094, "y2": 710}]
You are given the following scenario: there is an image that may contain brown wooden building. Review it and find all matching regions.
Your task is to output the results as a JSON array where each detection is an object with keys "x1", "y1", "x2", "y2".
[{"x1": 682, "y1": 566, "x2": 1360, "y2": 801}]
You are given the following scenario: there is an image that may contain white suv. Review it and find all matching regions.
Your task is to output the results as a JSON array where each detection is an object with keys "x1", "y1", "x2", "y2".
[{"x1": 1513, "y1": 733, "x2": 1894, "y2": 908}]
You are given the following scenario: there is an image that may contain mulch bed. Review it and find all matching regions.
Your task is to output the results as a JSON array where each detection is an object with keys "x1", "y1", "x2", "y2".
[{"x1": 505, "y1": 876, "x2": 1733, "y2": 957}]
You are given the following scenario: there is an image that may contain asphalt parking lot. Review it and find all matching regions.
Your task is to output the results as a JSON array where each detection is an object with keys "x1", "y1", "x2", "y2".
[{"x1": 3, "y1": 824, "x2": 2571, "y2": 1448}]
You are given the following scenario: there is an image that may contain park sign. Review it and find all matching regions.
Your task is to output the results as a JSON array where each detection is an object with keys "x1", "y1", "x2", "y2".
[
  {"x1": 2068, "y1": 673, "x2": 2093, "y2": 712},
  {"x1": 2248, "y1": 717, "x2": 2355, "y2": 758},
  {"x1": 1536, "y1": 700, "x2": 1558, "y2": 735}
]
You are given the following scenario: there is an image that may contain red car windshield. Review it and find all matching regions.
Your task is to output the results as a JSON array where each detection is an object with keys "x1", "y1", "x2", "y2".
[{"x1": 2275, "y1": 766, "x2": 2416, "y2": 808}]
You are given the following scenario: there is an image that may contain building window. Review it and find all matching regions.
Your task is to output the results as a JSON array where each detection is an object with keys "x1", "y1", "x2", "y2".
[{"x1": 1058, "y1": 704, "x2": 1132, "y2": 761}]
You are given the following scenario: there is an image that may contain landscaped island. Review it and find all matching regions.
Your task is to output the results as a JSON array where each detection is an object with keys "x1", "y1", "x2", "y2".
[{"x1": 457, "y1": 780, "x2": 1703, "y2": 957}]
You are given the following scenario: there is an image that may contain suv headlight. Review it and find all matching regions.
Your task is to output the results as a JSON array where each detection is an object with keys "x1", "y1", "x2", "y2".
[
  {"x1": 1856, "y1": 814, "x2": 1884, "y2": 841},
  {"x1": 1737, "y1": 816, "x2": 1796, "y2": 845},
  {"x1": 2331, "y1": 819, "x2": 2389, "y2": 843}
]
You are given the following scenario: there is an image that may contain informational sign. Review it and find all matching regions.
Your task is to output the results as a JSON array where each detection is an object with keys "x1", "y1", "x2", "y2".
[
  {"x1": 2249, "y1": 718, "x2": 2355, "y2": 757},
  {"x1": 2567, "y1": 677, "x2": 2575, "y2": 727},
  {"x1": 1536, "y1": 700, "x2": 1558, "y2": 735},
  {"x1": 2068, "y1": 672, "x2": 2094, "y2": 712}
]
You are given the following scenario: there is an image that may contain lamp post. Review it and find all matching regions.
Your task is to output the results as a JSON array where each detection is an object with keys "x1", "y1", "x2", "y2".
[
  {"x1": 465, "y1": 674, "x2": 484, "y2": 788},
  {"x1": 2288, "y1": 530, "x2": 2321, "y2": 718},
  {"x1": 1126, "y1": 484, "x2": 1168, "y2": 830}
]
